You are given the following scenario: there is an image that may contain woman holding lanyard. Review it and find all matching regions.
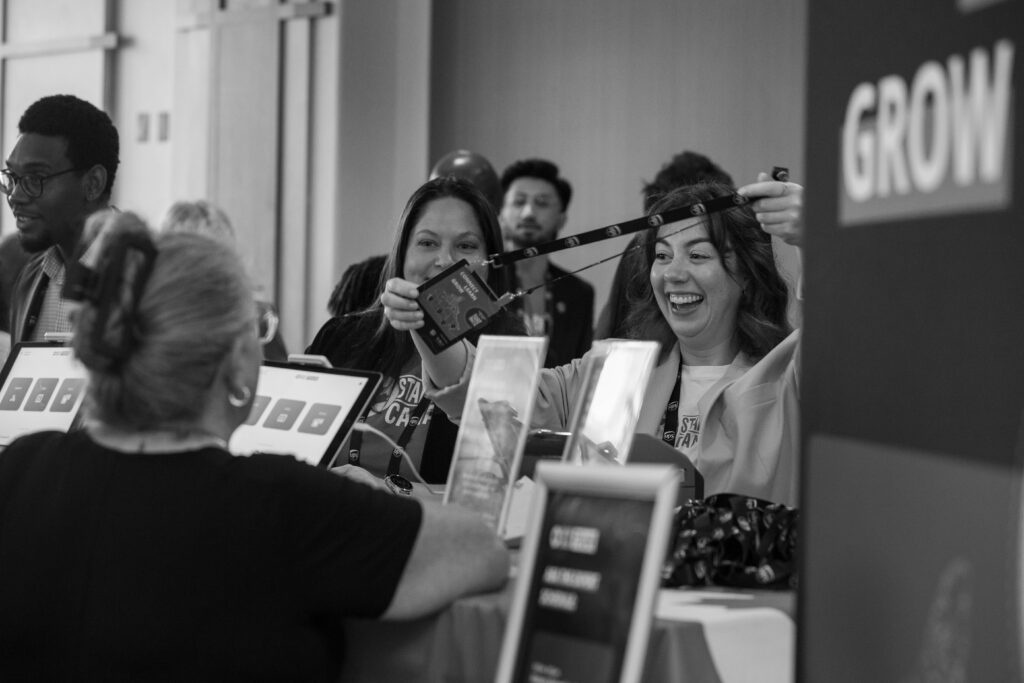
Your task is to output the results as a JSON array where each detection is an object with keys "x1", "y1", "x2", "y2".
[
  {"x1": 306, "y1": 176, "x2": 522, "y2": 486},
  {"x1": 381, "y1": 173, "x2": 805, "y2": 506}
]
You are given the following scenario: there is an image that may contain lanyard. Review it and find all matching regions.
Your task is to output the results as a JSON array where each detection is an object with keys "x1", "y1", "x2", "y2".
[
  {"x1": 486, "y1": 165, "x2": 789, "y2": 274},
  {"x1": 661, "y1": 363, "x2": 683, "y2": 448},
  {"x1": 347, "y1": 397, "x2": 432, "y2": 476},
  {"x1": 486, "y1": 192, "x2": 751, "y2": 269},
  {"x1": 19, "y1": 272, "x2": 50, "y2": 342}
]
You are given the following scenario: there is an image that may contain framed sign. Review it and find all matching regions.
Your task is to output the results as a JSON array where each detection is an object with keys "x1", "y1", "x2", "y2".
[
  {"x1": 496, "y1": 462, "x2": 678, "y2": 683},
  {"x1": 561, "y1": 340, "x2": 660, "y2": 466},
  {"x1": 444, "y1": 335, "x2": 547, "y2": 536}
]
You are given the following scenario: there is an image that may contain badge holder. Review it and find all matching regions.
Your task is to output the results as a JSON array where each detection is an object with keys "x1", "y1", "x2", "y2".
[{"x1": 415, "y1": 260, "x2": 512, "y2": 354}]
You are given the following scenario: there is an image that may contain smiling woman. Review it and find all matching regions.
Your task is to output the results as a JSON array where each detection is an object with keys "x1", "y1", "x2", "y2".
[
  {"x1": 306, "y1": 176, "x2": 524, "y2": 483},
  {"x1": 402, "y1": 196, "x2": 488, "y2": 285},
  {"x1": 649, "y1": 216, "x2": 746, "y2": 365},
  {"x1": 628, "y1": 183, "x2": 792, "y2": 366},
  {"x1": 392, "y1": 175, "x2": 806, "y2": 506}
]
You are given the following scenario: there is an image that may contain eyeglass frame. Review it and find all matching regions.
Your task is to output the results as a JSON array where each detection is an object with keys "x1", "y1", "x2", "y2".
[{"x1": 0, "y1": 166, "x2": 83, "y2": 199}]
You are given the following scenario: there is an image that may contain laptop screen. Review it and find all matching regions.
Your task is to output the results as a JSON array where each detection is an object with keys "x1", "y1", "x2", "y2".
[
  {"x1": 228, "y1": 361, "x2": 381, "y2": 468},
  {"x1": 0, "y1": 343, "x2": 88, "y2": 448}
]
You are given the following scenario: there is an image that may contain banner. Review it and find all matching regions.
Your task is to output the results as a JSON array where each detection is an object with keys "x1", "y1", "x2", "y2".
[{"x1": 801, "y1": 1, "x2": 1023, "y2": 681}]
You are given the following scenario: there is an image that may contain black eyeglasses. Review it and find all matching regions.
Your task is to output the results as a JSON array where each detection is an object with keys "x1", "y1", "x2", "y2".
[{"x1": 0, "y1": 167, "x2": 82, "y2": 199}]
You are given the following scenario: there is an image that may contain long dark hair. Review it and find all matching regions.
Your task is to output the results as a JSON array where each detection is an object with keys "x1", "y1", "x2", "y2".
[
  {"x1": 343, "y1": 176, "x2": 519, "y2": 379},
  {"x1": 621, "y1": 182, "x2": 791, "y2": 361}
]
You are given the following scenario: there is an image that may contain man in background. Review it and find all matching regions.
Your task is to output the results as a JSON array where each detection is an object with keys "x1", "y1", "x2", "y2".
[
  {"x1": 499, "y1": 158, "x2": 593, "y2": 367},
  {"x1": 2, "y1": 94, "x2": 119, "y2": 342}
]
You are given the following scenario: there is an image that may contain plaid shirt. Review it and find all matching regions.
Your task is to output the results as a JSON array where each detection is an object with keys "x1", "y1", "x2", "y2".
[{"x1": 27, "y1": 240, "x2": 99, "y2": 341}]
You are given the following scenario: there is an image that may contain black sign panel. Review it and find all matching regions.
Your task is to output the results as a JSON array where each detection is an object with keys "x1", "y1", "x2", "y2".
[
  {"x1": 801, "y1": 1, "x2": 1023, "y2": 681},
  {"x1": 510, "y1": 492, "x2": 654, "y2": 683}
]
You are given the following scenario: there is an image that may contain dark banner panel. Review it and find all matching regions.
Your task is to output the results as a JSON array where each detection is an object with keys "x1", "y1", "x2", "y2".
[{"x1": 801, "y1": 0, "x2": 1022, "y2": 680}]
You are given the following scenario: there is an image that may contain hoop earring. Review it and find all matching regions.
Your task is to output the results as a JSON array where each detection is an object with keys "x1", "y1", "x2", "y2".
[{"x1": 228, "y1": 385, "x2": 252, "y2": 408}]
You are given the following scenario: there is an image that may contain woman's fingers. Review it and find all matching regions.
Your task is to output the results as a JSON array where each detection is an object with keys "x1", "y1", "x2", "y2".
[
  {"x1": 381, "y1": 277, "x2": 425, "y2": 330},
  {"x1": 737, "y1": 174, "x2": 804, "y2": 247}
]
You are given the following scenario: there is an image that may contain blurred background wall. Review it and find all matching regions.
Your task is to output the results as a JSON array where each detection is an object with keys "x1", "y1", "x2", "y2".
[{"x1": 0, "y1": 0, "x2": 806, "y2": 352}]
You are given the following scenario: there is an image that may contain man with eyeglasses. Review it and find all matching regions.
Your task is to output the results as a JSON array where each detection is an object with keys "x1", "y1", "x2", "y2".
[{"x1": 2, "y1": 94, "x2": 119, "y2": 343}]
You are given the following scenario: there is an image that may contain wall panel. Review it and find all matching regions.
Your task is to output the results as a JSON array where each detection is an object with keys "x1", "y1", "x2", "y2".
[{"x1": 430, "y1": 0, "x2": 807, "y2": 319}]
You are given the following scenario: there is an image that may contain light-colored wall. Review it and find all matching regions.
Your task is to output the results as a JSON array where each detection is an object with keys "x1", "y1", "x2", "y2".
[
  {"x1": 429, "y1": 0, "x2": 808, "y2": 322},
  {"x1": 0, "y1": 0, "x2": 109, "y2": 237},
  {"x1": 1, "y1": 0, "x2": 807, "y2": 348},
  {"x1": 325, "y1": 0, "x2": 432, "y2": 321},
  {"x1": 113, "y1": 0, "x2": 176, "y2": 224}
]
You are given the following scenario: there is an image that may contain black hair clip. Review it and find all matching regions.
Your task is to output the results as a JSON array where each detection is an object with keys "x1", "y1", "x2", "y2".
[{"x1": 66, "y1": 231, "x2": 158, "y2": 363}]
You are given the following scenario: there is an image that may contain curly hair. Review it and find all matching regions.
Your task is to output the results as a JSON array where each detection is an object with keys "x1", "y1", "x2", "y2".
[
  {"x1": 18, "y1": 94, "x2": 120, "y2": 197},
  {"x1": 621, "y1": 182, "x2": 791, "y2": 361},
  {"x1": 499, "y1": 158, "x2": 572, "y2": 211}
]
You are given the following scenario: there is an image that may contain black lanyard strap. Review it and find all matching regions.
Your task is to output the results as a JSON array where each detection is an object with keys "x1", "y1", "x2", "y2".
[
  {"x1": 20, "y1": 272, "x2": 50, "y2": 342},
  {"x1": 347, "y1": 397, "x2": 432, "y2": 476},
  {"x1": 386, "y1": 398, "x2": 431, "y2": 476},
  {"x1": 662, "y1": 363, "x2": 683, "y2": 448},
  {"x1": 487, "y1": 192, "x2": 751, "y2": 269}
]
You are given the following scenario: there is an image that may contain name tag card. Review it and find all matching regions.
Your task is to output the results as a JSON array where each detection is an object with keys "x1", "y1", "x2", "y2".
[
  {"x1": 416, "y1": 260, "x2": 507, "y2": 354},
  {"x1": 561, "y1": 340, "x2": 660, "y2": 466},
  {"x1": 443, "y1": 335, "x2": 548, "y2": 536},
  {"x1": 496, "y1": 463, "x2": 679, "y2": 683}
]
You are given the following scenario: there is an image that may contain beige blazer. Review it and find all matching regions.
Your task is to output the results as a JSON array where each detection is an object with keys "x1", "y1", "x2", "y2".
[{"x1": 429, "y1": 329, "x2": 801, "y2": 506}]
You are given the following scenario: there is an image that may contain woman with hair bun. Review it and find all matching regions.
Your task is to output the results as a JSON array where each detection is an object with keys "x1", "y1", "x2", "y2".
[{"x1": 0, "y1": 211, "x2": 508, "y2": 680}]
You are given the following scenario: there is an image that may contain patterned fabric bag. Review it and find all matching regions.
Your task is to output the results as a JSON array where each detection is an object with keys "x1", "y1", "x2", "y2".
[{"x1": 662, "y1": 493, "x2": 799, "y2": 589}]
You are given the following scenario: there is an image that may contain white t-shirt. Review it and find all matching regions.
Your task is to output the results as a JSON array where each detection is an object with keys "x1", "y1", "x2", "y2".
[{"x1": 673, "y1": 364, "x2": 730, "y2": 462}]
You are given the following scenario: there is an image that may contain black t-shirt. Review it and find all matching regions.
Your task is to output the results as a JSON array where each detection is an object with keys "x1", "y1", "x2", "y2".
[
  {"x1": 0, "y1": 430, "x2": 422, "y2": 682},
  {"x1": 307, "y1": 314, "x2": 460, "y2": 483}
]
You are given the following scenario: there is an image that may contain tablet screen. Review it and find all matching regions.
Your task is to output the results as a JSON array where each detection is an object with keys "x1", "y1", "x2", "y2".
[
  {"x1": 0, "y1": 344, "x2": 87, "y2": 448},
  {"x1": 228, "y1": 362, "x2": 381, "y2": 467}
]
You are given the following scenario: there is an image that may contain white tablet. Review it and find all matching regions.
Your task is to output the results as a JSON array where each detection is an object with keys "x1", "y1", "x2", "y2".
[
  {"x1": 228, "y1": 361, "x2": 381, "y2": 468},
  {"x1": 0, "y1": 342, "x2": 88, "y2": 448}
]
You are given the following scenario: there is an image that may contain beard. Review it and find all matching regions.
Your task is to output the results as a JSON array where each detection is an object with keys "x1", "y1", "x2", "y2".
[
  {"x1": 16, "y1": 228, "x2": 53, "y2": 254},
  {"x1": 510, "y1": 222, "x2": 556, "y2": 249}
]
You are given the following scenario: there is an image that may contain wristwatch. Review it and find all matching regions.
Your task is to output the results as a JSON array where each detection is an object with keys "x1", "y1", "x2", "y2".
[{"x1": 384, "y1": 473, "x2": 413, "y2": 496}]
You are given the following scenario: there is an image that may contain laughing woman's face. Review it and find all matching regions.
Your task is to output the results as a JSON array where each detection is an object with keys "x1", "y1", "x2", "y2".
[{"x1": 650, "y1": 217, "x2": 743, "y2": 359}]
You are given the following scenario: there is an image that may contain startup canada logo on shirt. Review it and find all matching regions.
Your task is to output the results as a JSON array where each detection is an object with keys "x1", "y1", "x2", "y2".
[
  {"x1": 675, "y1": 416, "x2": 701, "y2": 450},
  {"x1": 370, "y1": 373, "x2": 433, "y2": 428}
]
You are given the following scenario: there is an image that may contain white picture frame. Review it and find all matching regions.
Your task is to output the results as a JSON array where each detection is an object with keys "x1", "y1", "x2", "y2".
[
  {"x1": 443, "y1": 335, "x2": 548, "y2": 536},
  {"x1": 561, "y1": 340, "x2": 660, "y2": 466}
]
